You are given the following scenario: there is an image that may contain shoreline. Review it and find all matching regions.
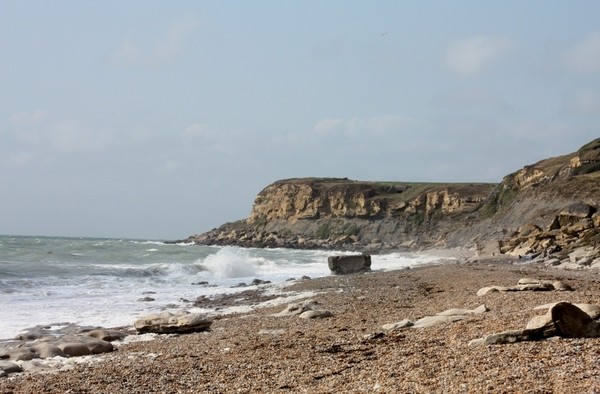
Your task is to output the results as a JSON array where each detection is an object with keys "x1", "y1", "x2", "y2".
[
  {"x1": 0, "y1": 246, "x2": 469, "y2": 342},
  {"x1": 2, "y1": 256, "x2": 600, "y2": 392}
]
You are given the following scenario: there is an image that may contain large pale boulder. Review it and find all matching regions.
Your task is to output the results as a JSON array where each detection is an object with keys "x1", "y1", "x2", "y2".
[{"x1": 134, "y1": 311, "x2": 212, "y2": 334}]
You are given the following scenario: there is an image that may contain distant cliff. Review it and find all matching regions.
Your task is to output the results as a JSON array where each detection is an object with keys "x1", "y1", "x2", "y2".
[{"x1": 181, "y1": 138, "x2": 600, "y2": 259}]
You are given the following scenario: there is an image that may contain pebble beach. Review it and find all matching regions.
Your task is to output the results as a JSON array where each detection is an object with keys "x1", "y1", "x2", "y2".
[{"x1": 2, "y1": 258, "x2": 600, "y2": 393}]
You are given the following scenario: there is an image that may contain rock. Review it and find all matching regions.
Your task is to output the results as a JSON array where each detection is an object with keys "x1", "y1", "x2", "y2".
[
  {"x1": 58, "y1": 343, "x2": 94, "y2": 357},
  {"x1": 134, "y1": 311, "x2": 212, "y2": 334},
  {"x1": 533, "y1": 303, "x2": 600, "y2": 319},
  {"x1": 551, "y1": 302, "x2": 600, "y2": 338},
  {"x1": 58, "y1": 337, "x2": 114, "y2": 357},
  {"x1": 137, "y1": 296, "x2": 155, "y2": 302},
  {"x1": 251, "y1": 279, "x2": 271, "y2": 286},
  {"x1": 478, "y1": 279, "x2": 570, "y2": 295},
  {"x1": 86, "y1": 329, "x2": 128, "y2": 342},
  {"x1": 569, "y1": 247, "x2": 597, "y2": 263},
  {"x1": 382, "y1": 319, "x2": 414, "y2": 331},
  {"x1": 517, "y1": 277, "x2": 542, "y2": 285},
  {"x1": 515, "y1": 283, "x2": 553, "y2": 291},
  {"x1": 4, "y1": 349, "x2": 36, "y2": 361},
  {"x1": 470, "y1": 328, "x2": 552, "y2": 346},
  {"x1": 559, "y1": 203, "x2": 595, "y2": 227},
  {"x1": 437, "y1": 305, "x2": 488, "y2": 316},
  {"x1": 0, "y1": 360, "x2": 22, "y2": 374},
  {"x1": 476, "y1": 302, "x2": 600, "y2": 346},
  {"x1": 32, "y1": 343, "x2": 67, "y2": 358},
  {"x1": 299, "y1": 310, "x2": 333, "y2": 319},
  {"x1": 544, "y1": 258, "x2": 561, "y2": 266},
  {"x1": 552, "y1": 281, "x2": 573, "y2": 291},
  {"x1": 477, "y1": 286, "x2": 504, "y2": 296},
  {"x1": 328, "y1": 254, "x2": 371, "y2": 275},
  {"x1": 558, "y1": 261, "x2": 584, "y2": 270},
  {"x1": 275, "y1": 300, "x2": 332, "y2": 319},
  {"x1": 274, "y1": 300, "x2": 329, "y2": 318},
  {"x1": 382, "y1": 305, "x2": 487, "y2": 331},
  {"x1": 412, "y1": 315, "x2": 466, "y2": 328},
  {"x1": 526, "y1": 313, "x2": 553, "y2": 330},
  {"x1": 577, "y1": 304, "x2": 600, "y2": 319}
]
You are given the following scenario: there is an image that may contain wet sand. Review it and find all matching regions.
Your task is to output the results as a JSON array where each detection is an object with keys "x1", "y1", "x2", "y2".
[{"x1": 2, "y1": 258, "x2": 600, "y2": 393}]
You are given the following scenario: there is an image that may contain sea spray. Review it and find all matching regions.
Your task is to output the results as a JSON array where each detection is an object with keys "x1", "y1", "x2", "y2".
[
  {"x1": 0, "y1": 235, "x2": 450, "y2": 339},
  {"x1": 201, "y1": 247, "x2": 260, "y2": 279}
]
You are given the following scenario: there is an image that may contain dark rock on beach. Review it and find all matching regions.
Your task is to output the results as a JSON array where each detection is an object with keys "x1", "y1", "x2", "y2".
[{"x1": 328, "y1": 254, "x2": 371, "y2": 275}]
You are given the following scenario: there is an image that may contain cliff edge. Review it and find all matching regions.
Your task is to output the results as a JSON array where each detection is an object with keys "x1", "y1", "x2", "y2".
[{"x1": 182, "y1": 138, "x2": 600, "y2": 259}]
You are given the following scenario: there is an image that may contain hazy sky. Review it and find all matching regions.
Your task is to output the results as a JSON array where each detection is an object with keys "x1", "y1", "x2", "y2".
[{"x1": 1, "y1": 1, "x2": 600, "y2": 239}]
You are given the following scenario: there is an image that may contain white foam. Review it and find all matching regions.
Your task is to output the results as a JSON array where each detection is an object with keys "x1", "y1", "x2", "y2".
[
  {"x1": 0, "y1": 241, "x2": 450, "y2": 340},
  {"x1": 200, "y1": 247, "x2": 259, "y2": 278}
]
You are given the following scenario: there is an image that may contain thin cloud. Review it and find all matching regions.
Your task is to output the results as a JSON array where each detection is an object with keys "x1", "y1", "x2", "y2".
[
  {"x1": 50, "y1": 119, "x2": 115, "y2": 152},
  {"x1": 1, "y1": 152, "x2": 36, "y2": 170},
  {"x1": 566, "y1": 31, "x2": 600, "y2": 72},
  {"x1": 564, "y1": 89, "x2": 600, "y2": 115},
  {"x1": 182, "y1": 123, "x2": 214, "y2": 139},
  {"x1": 110, "y1": 15, "x2": 199, "y2": 68},
  {"x1": 313, "y1": 115, "x2": 416, "y2": 137},
  {"x1": 443, "y1": 36, "x2": 513, "y2": 76},
  {"x1": 6, "y1": 111, "x2": 115, "y2": 153},
  {"x1": 10, "y1": 110, "x2": 49, "y2": 125},
  {"x1": 155, "y1": 15, "x2": 199, "y2": 61}
]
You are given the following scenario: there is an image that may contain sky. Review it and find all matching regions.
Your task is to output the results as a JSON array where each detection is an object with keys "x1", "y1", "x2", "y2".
[{"x1": 1, "y1": 1, "x2": 600, "y2": 240}]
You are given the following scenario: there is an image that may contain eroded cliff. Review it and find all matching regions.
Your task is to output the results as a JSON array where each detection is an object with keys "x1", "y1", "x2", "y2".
[{"x1": 182, "y1": 138, "x2": 600, "y2": 257}]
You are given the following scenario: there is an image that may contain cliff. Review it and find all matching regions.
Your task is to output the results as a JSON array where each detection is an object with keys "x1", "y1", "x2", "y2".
[{"x1": 182, "y1": 138, "x2": 600, "y2": 258}]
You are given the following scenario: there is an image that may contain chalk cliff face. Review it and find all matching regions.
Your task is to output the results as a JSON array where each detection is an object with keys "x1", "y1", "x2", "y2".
[
  {"x1": 247, "y1": 181, "x2": 385, "y2": 223},
  {"x1": 183, "y1": 138, "x2": 600, "y2": 258},
  {"x1": 248, "y1": 179, "x2": 491, "y2": 225}
]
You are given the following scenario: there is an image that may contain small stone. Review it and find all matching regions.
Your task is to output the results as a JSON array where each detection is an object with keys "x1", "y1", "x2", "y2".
[
  {"x1": 437, "y1": 305, "x2": 488, "y2": 316},
  {"x1": 551, "y1": 281, "x2": 573, "y2": 291},
  {"x1": 299, "y1": 310, "x2": 333, "y2": 319},
  {"x1": 412, "y1": 315, "x2": 465, "y2": 328},
  {"x1": 382, "y1": 319, "x2": 414, "y2": 331}
]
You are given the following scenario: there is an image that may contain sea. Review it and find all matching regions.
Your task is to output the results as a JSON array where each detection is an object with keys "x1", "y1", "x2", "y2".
[{"x1": 0, "y1": 235, "x2": 447, "y2": 340}]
